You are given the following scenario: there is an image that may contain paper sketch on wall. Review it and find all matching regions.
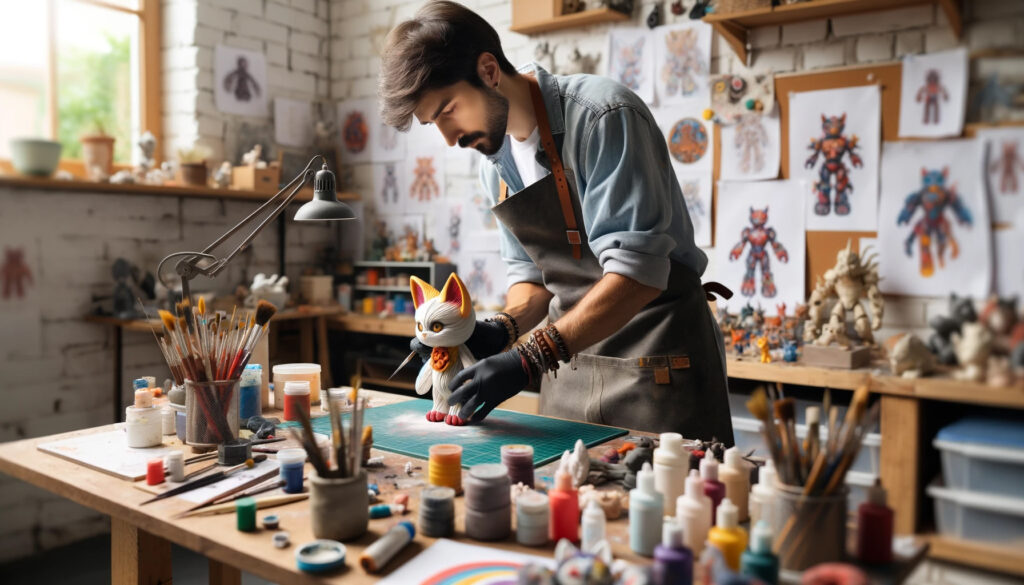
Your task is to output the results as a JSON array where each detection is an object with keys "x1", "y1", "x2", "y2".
[
  {"x1": 979, "y1": 127, "x2": 1024, "y2": 222},
  {"x1": 899, "y1": 47, "x2": 968, "y2": 139},
  {"x1": 716, "y1": 180, "x2": 806, "y2": 316},
  {"x1": 0, "y1": 229, "x2": 42, "y2": 356},
  {"x1": 427, "y1": 202, "x2": 461, "y2": 260},
  {"x1": 372, "y1": 161, "x2": 406, "y2": 213},
  {"x1": 273, "y1": 98, "x2": 313, "y2": 148},
  {"x1": 720, "y1": 111, "x2": 780, "y2": 181},
  {"x1": 214, "y1": 45, "x2": 268, "y2": 117},
  {"x1": 710, "y1": 73, "x2": 776, "y2": 124},
  {"x1": 679, "y1": 175, "x2": 711, "y2": 247},
  {"x1": 402, "y1": 146, "x2": 446, "y2": 212},
  {"x1": 372, "y1": 118, "x2": 406, "y2": 162},
  {"x1": 789, "y1": 85, "x2": 881, "y2": 231},
  {"x1": 461, "y1": 253, "x2": 506, "y2": 311},
  {"x1": 878, "y1": 140, "x2": 990, "y2": 297},
  {"x1": 336, "y1": 98, "x2": 375, "y2": 165},
  {"x1": 652, "y1": 108, "x2": 714, "y2": 173},
  {"x1": 653, "y1": 22, "x2": 711, "y2": 106},
  {"x1": 993, "y1": 214, "x2": 1024, "y2": 298},
  {"x1": 607, "y1": 28, "x2": 654, "y2": 103}
]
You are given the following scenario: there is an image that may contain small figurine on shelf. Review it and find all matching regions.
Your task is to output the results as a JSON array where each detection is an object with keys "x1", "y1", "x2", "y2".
[
  {"x1": 213, "y1": 161, "x2": 232, "y2": 188},
  {"x1": 953, "y1": 322, "x2": 993, "y2": 383},
  {"x1": 928, "y1": 293, "x2": 977, "y2": 365},
  {"x1": 756, "y1": 336, "x2": 771, "y2": 363},
  {"x1": 782, "y1": 340, "x2": 799, "y2": 363},
  {"x1": 887, "y1": 333, "x2": 936, "y2": 378},
  {"x1": 241, "y1": 144, "x2": 267, "y2": 168},
  {"x1": 731, "y1": 329, "x2": 747, "y2": 355},
  {"x1": 806, "y1": 241, "x2": 883, "y2": 347},
  {"x1": 400, "y1": 227, "x2": 419, "y2": 261}
]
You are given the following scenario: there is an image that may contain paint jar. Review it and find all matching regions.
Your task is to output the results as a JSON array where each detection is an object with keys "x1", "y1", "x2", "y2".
[
  {"x1": 463, "y1": 464, "x2": 512, "y2": 541},
  {"x1": 277, "y1": 448, "x2": 307, "y2": 494},
  {"x1": 172, "y1": 404, "x2": 186, "y2": 442},
  {"x1": 239, "y1": 364, "x2": 262, "y2": 422},
  {"x1": 501, "y1": 444, "x2": 535, "y2": 489},
  {"x1": 125, "y1": 405, "x2": 162, "y2": 448},
  {"x1": 336, "y1": 284, "x2": 352, "y2": 311},
  {"x1": 419, "y1": 486, "x2": 456, "y2": 538},
  {"x1": 282, "y1": 381, "x2": 311, "y2": 422},
  {"x1": 273, "y1": 363, "x2": 321, "y2": 406},
  {"x1": 367, "y1": 269, "x2": 380, "y2": 286},
  {"x1": 184, "y1": 379, "x2": 240, "y2": 447},
  {"x1": 516, "y1": 491, "x2": 550, "y2": 547},
  {"x1": 428, "y1": 444, "x2": 463, "y2": 493},
  {"x1": 165, "y1": 451, "x2": 185, "y2": 482},
  {"x1": 160, "y1": 406, "x2": 176, "y2": 436},
  {"x1": 362, "y1": 297, "x2": 374, "y2": 315},
  {"x1": 772, "y1": 483, "x2": 848, "y2": 571},
  {"x1": 393, "y1": 296, "x2": 405, "y2": 314},
  {"x1": 310, "y1": 470, "x2": 368, "y2": 542}
]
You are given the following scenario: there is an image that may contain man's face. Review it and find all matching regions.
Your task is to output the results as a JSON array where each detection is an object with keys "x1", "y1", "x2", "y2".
[{"x1": 414, "y1": 80, "x2": 508, "y2": 156}]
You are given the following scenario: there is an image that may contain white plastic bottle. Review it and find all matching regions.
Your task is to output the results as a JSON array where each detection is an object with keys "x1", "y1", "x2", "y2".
[
  {"x1": 675, "y1": 469, "x2": 712, "y2": 556},
  {"x1": 719, "y1": 447, "x2": 751, "y2": 523},
  {"x1": 748, "y1": 458, "x2": 778, "y2": 532},
  {"x1": 653, "y1": 432, "x2": 689, "y2": 516},
  {"x1": 580, "y1": 499, "x2": 606, "y2": 553},
  {"x1": 629, "y1": 462, "x2": 664, "y2": 557}
]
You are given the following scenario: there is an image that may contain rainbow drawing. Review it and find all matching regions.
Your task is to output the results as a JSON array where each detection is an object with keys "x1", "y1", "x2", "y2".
[{"x1": 420, "y1": 561, "x2": 523, "y2": 585}]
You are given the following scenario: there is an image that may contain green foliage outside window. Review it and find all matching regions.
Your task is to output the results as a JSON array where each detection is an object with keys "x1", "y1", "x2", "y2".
[{"x1": 57, "y1": 33, "x2": 131, "y2": 162}]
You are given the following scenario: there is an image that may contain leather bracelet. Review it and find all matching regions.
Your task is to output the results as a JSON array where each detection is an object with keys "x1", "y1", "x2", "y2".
[
  {"x1": 495, "y1": 312, "x2": 520, "y2": 340},
  {"x1": 532, "y1": 330, "x2": 559, "y2": 374},
  {"x1": 517, "y1": 343, "x2": 543, "y2": 380},
  {"x1": 545, "y1": 324, "x2": 572, "y2": 363}
]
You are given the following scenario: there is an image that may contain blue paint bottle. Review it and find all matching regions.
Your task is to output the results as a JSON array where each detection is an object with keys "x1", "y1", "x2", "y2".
[
  {"x1": 277, "y1": 448, "x2": 306, "y2": 494},
  {"x1": 630, "y1": 462, "x2": 663, "y2": 556},
  {"x1": 239, "y1": 364, "x2": 262, "y2": 421}
]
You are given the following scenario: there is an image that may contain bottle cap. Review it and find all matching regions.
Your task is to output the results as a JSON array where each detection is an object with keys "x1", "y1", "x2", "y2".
[
  {"x1": 583, "y1": 500, "x2": 603, "y2": 519},
  {"x1": 700, "y1": 450, "x2": 719, "y2": 481},
  {"x1": 554, "y1": 470, "x2": 574, "y2": 492},
  {"x1": 654, "y1": 432, "x2": 687, "y2": 466},
  {"x1": 723, "y1": 446, "x2": 743, "y2": 469},
  {"x1": 806, "y1": 406, "x2": 820, "y2": 425},
  {"x1": 284, "y1": 380, "x2": 310, "y2": 395},
  {"x1": 636, "y1": 462, "x2": 655, "y2": 493},
  {"x1": 867, "y1": 478, "x2": 888, "y2": 506},
  {"x1": 759, "y1": 458, "x2": 777, "y2": 489},
  {"x1": 684, "y1": 469, "x2": 704, "y2": 500},
  {"x1": 663, "y1": 519, "x2": 685, "y2": 548},
  {"x1": 133, "y1": 378, "x2": 149, "y2": 390},
  {"x1": 716, "y1": 498, "x2": 738, "y2": 529},
  {"x1": 750, "y1": 520, "x2": 773, "y2": 554},
  {"x1": 134, "y1": 389, "x2": 153, "y2": 408}
]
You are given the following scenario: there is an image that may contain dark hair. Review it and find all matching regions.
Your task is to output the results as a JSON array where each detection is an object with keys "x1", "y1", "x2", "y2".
[{"x1": 378, "y1": 0, "x2": 517, "y2": 130}]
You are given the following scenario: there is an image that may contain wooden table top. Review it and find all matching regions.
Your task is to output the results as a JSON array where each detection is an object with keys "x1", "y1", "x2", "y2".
[{"x1": 85, "y1": 305, "x2": 349, "y2": 333}]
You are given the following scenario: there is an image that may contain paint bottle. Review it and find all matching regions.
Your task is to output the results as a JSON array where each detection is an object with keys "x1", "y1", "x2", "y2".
[
  {"x1": 419, "y1": 486, "x2": 456, "y2": 538},
  {"x1": 654, "y1": 432, "x2": 688, "y2": 516},
  {"x1": 282, "y1": 380, "x2": 311, "y2": 422},
  {"x1": 239, "y1": 364, "x2": 262, "y2": 422},
  {"x1": 428, "y1": 444, "x2": 463, "y2": 493},
  {"x1": 146, "y1": 458, "x2": 165, "y2": 486},
  {"x1": 236, "y1": 497, "x2": 257, "y2": 532},
  {"x1": 741, "y1": 520, "x2": 779, "y2": 585},
  {"x1": 676, "y1": 470, "x2": 712, "y2": 556},
  {"x1": 749, "y1": 458, "x2": 778, "y2": 532},
  {"x1": 548, "y1": 469, "x2": 579, "y2": 544},
  {"x1": 160, "y1": 407, "x2": 176, "y2": 436},
  {"x1": 360, "y1": 521, "x2": 415, "y2": 573},
  {"x1": 463, "y1": 463, "x2": 511, "y2": 541},
  {"x1": 719, "y1": 447, "x2": 750, "y2": 523},
  {"x1": 581, "y1": 500, "x2": 606, "y2": 553},
  {"x1": 707, "y1": 498, "x2": 748, "y2": 571},
  {"x1": 369, "y1": 504, "x2": 406, "y2": 519},
  {"x1": 277, "y1": 448, "x2": 307, "y2": 494},
  {"x1": 653, "y1": 519, "x2": 693, "y2": 585},
  {"x1": 165, "y1": 451, "x2": 185, "y2": 482},
  {"x1": 630, "y1": 462, "x2": 664, "y2": 557},
  {"x1": 125, "y1": 390, "x2": 162, "y2": 448},
  {"x1": 516, "y1": 491, "x2": 550, "y2": 547},
  {"x1": 501, "y1": 444, "x2": 535, "y2": 488},
  {"x1": 700, "y1": 450, "x2": 726, "y2": 521},
  {"x1": 857, "y1": 479, "x2": 894, "y2": 564}
]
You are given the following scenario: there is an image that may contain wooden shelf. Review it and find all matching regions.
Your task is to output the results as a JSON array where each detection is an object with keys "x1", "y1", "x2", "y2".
[
  {"x1": 704, "y1": 0, "x2": 962, "y2": 63},
  {"x1": 327, "y1": 313, "x2": 414, "y2": 337},
  {"x1": 354, "y1": 284, "x2": 410, "y2": 293},
  {"x1": 0, "y1": 174, "x2": 360, "y2": 203},
  {"x1": 927, "y1": 535, "x2": 1024, "y2": 578},
  {"x1": 510, "y1": 7, "x2": 629, "y2": 35}
]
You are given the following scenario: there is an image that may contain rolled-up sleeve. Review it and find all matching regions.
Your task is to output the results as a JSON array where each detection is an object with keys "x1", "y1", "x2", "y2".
[
  {"x1": 580, "y1": 107, "x2": 677, "y2": 290},
  {"x1": 478, "y1": 162, "x2": 544, "y2": 287}
]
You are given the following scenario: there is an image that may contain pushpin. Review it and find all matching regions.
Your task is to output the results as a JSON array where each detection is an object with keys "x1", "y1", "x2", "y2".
[
  {"x1": 754, "y1": 99, "x2": 764, "y2": 112},
  {"x1": 745, "y1": 98, "x2": 755, "y2": 111},
  {"x1": 702, "y1": 108, "x2": 714, "y2": 121}
]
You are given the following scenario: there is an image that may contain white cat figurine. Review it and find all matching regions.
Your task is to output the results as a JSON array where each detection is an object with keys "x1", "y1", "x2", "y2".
[{"x1": 410, "y1": 273, "x2": 477, "y2": 425}]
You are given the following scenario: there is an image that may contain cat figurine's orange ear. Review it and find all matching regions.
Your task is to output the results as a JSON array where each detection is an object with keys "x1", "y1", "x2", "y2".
[
  {"x1": 438, "y1": 273, "x2": 472, "y2": 319},
  {"x1": 410, "y1": 276, "x2": 439, "y2": 309}
]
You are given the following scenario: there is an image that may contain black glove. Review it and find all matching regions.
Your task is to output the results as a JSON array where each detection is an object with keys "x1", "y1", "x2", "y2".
[
  {"x1": 448, "y1": 350, "x2": 529, "y2": 422},
  {"x1": 464, "y1": 319, "x2": 510, "y2": 360},
  {"x1": 410, "y1": 337, "x2": 432, "y2": 364}
]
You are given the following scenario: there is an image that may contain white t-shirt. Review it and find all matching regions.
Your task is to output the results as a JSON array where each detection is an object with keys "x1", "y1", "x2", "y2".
[{"x1": 510, "y1": 127, "x2": 549, "y2": 189}]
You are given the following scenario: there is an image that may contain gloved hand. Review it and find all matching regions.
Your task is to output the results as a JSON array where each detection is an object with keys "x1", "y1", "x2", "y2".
[
  {"x1": 448, "y1": 350, "x2": 530, "y2": 422},
  {"x1": 410, "y1": 337, "x2": 432, "y2": 364},
  {"x1": 464, "y1": 319, "x2": 510, "y2": 360}
]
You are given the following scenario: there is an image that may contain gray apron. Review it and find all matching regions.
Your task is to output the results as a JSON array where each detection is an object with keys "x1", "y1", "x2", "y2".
[{"x1": 490, "y1": 77, "x2": 734, "y2": 444}]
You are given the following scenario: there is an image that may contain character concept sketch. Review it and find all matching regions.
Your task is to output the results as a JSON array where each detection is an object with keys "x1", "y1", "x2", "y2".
[
  {"x1": 667, "y1": 118, "x2": 709, "y2": 164},
  {"x1": 729, "y1": 207, "x2": 789, "y2": 298},
  {"x1": 378, "y1": 123, "x2": 399, "y2": 152},
  {"x1": 680, "y1": 179, "x2": 705, "y2": 231},
  {"x1": 448, "y1": 206, "x2": 461, "y2": 254},
  {"x1": 897, "y1": 167, "x2": 973, "y2": 277},
  {"x1": 466, "y1": 258, "x2": 494, "y2": 299},
  {"x1": 805, "y1": 114, "x2": 863, "y2": 216},
  {"x1": 2, "y1": 247, "x2": 33, "y2": 299},
  {"x1": 342, "y1": 111, "x2": 369, "y2": 153},
  {"x1": 916, "y1": 69, "x2": 949, "y2": 125},
  {"x1": 614, "y1": 38, "x2": 645, "y2": 91},
  {"x1": 380, "y1": 163, "x2": 399, "y2": 204},
  {"x1": 990, "y1": 140, "x2": 1023, "y2": 194},
  {"x1": 222, "y1": 56, "x2": 261, "y2": 102},
  {"x1": 660, "y1": 28, "x2": 706, "y2": 97},
  {"x1": 410, "y1": 157, "x2": 440, "y2": 202},
  {"x1": 735, "y1": 114, "x2": 769, "y2": 174}
]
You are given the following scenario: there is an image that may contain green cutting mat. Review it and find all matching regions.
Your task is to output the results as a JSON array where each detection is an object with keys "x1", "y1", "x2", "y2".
[{"x1": 279, "y1": 399, "x2": 626, "y2": 468}]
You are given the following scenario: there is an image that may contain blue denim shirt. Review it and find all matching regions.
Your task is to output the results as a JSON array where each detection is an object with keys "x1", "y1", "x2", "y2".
[{"x1": 479, "y1": 63, "x2": 707, "y2": 291}]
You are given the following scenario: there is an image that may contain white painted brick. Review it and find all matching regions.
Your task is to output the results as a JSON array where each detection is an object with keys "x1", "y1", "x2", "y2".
[
  {"x1": 330, "y1": 37, "x2": 350, "y2": 60},
  {"x1": 163, "y1": 46, "x2": 200, "y2": 71},
  {"x1": 750, "y1": 47, "x2": 797, "y2": 73},
  {"x1": 292, "y1": 0, "x2": 317, "y2": 13},
  {"x1": 334, "y1": 0, "x2": 370, "y2": 19},
  {"x1": 350, "y1": 76, "x2": 379, "y2": 98},
  {"x1": 266, "y1": 2, "x2": 327, "y2": 36},
  {"x1": 210, "y1": 0, "x2": 264, "y2": 17},
  {"x1": 340, "y1": 57, "x2": 369, "y2": 80},
  {"x1": 197, "y1": 69, "x2": 215, "y2": 91},
  {"x1": 267, "y1": 42, "x2": 288, "y2": 66},
  {"x1": 975, "y1": 56, "x2": 1024, "y2": 80},
  {"x1": 749, "y1": 26, "x2": 780, "y2": 49},
  {"x1": 895, "y1": 31, "x2": 924, "y2": 57},
  {"x1": 223, "y1": 34, "x2": 264, "y2": 52},
  {"x1": 318, "y1": 0, "x2": 329, "y2": 18},
  {"x1": 235, "y1": 14, "x2": 289, "y2": 45},
  {"x1": 802, "y1": 41, "x2": 846, "y2": 70},
  {"x1": 193, "y1": 24, "x2": 224, "y2": 48},
  {"x1": 331, "y1": 79, "x2": 352, "y2": 99},
  {"x1": 973, "y1": 0, "x2": 1024, "y2": 20},
  {"x1": 967, "y1": 20, "x2": 1017, "y2": 51},
  {"x1": 782, "y1": 19, "x2": 828, "y2": 45},
  {"x1": 292, "y1": 52, "x2": 328, "y2": 76},
  {"x1": 855, "y1": 34, "x2": 894, "y2": 63},
  {"x1": 350, "y1": 33, "x2": 373, "y2": 58},
  {"x1": 924, "y1": 26, "x2": 959, "y2": 52},
  {"x1": 195, "y1": 3, "x2": 233, "y2": 31},
  {"x1": 163, "y1": 89, "x2": 198, "y2": 115},
  {"x1": 197, "y1": 114, "x2": 226, "y2": 137},
  {"x1": 162, "y1": 2, "x2": 198, "y2": 48},
  {"x1": 290, "y1": 31, "x2": 322, "y2": 55},
  {"x1": 832, "y1": 5, "x2": 933, "y2": 37},
  {"x1": 335, "y1": 13, "x2": 371, "y2": 38}
]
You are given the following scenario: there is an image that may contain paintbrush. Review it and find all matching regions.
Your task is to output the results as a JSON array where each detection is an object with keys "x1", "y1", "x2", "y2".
[
  {"x1": 226, "y1": 301, "x2": 277, "y2": 380},
  {"x1": 775, "y1": 398, "x2": 801, "y2": 484},
  {"x1": 387, "y1": 351, "x2": 418, "y2": 381},
  {"x1": 173, "y1": 466, "x2": 280, "y2": 518},
  {"x1": 291, "y1": 407, "x2": 330, "y2": 476},
  {"x1": 139, "y1": 455, "x2": 267, "y2": 505},
  {"x1": 804, "y1": 406, "x2": 820, "y2": 478},
  {"x1": 179, "y1": 493, "x2": 308, "y2": 518},
  {"x1": 746, "y1": 387, "x2": 784, "y2": 480}
]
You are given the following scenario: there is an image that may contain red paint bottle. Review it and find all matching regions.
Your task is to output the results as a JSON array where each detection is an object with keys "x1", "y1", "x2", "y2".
[
  {"x1": 548, "y1": 469, "x2": 579, "y2": 544},
  {"x1": 700, "y1": 451, "x2": 726, "y2": 521},
  {"x1": 857, "y1": 479, "x2": 894, "y2": 564}
]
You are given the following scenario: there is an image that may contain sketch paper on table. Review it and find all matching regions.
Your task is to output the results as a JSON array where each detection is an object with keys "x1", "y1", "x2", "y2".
[
  {"x1": 653, "y1": 22, "x2": 711, "y2": 107},
  {"x1": 720, "y1": 111, "x2": 780, "y2": 182},
  {"x1": 978, "y1": 127, "x2": 1024, "y2": 222},
  {"x1": 376, "y1": 539, "x2": 553, "y2": 585},
  {"x1": 994, "y1": 220, "x2": 1024, "y2": 298},
  {"x1": 878, "y1": 140, "x2": 990, "y2": 297},
  {"x1": 607, "y1": 28, "x2": 655, "y2": 103},
  {"x1": 372, "y1": 161, "x2": 407, "y2": 214},
  {"x1": 715, "y1": 180, "x2": 807, "y2": 317},
  {"x1": 168, "y1": 458, "x2": 280, "y2": 503},
  {"x1": 273, "y1": 98, "x2": 313, "y2": 148},
  {"x1": 898, "y1": 47, "x2": 968, "y2": 139},
  {"x1": 457, "y1": 251, "x2": 507, "y2": 311},
  {"x1": 652, "y1": 107, "x2": 714, "y2": 174},
  {"x1": 214, "y1": 45, "x2": 268, "y2": 117},
  {"x1": 675, "y1": 172, "x2": 712, "y2": 247},
  {"x1": 37, "y1": 430, "x2": 182, "y2": 481},
  {"x1": 336, "y1": 98, "x2": 375, "y2": 165},
  {"x1": 789, "y1": 85, "x2": 881, "y2": 231}
]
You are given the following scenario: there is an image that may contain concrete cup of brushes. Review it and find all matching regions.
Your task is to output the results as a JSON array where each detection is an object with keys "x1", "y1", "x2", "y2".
[
  {"x1": 310, "y1": 470, "x2": 369, "y2": 541},
  {"x1": 177, "y1": 143, "x2": 212, "y2": 187}
]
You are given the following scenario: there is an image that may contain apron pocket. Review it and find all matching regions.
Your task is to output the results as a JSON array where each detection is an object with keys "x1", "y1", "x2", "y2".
[{"x1": 574, "y1": 353, "x2": 696, "y2": 432}]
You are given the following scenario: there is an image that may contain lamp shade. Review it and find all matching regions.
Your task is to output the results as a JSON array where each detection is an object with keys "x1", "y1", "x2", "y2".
[{"x1": 294, "y1": 164, "x2": 357, "y2": 221}]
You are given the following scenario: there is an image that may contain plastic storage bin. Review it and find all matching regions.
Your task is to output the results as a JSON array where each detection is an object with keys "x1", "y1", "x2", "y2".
[
  {"x1": 928, "y1": 482, "x2": 1024, "y2": 545},
  {"x1": 731, "y1": 416, "x2": 880, "y2": 475},
  {"x1": 933, "y1": 417, "x2": 1024, "y2": 500}
]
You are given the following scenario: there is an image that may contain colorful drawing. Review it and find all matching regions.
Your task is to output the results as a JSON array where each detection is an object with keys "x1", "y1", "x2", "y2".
[
  {"x1": 659, "y1": 28, "x2": 706, "y2": 98},
  {"x1": 465, "y1": 258, "x2": 494, "y2": 299},
  {"x1": 729, "y1": 207, "x2": 789, "y2": 298},
  {"x1": 410, "y1": 156, "x2": 440, "y2": 202},
  {"x1": 990, "y1": 140, "x2": 1023, "y2": 194},
  {"x1": 667, "y1": 118, "x2": 708, "y2": 164},
  {"x1": 421, "y1": 561, "x2": 522, "y2": 585},
  {"x1": 613, "y1": 37, "x2": 646, "y2": 92},
  {"x1": 917, "y1": 69, "x2": 949, "y2": 125},
  {"x1": 897, "y1": 167, "x2": 973, "y2": 277},
  {"x1": 805, "y1": 114, "x2": 863, "y2": 216},
  {"x1": 710, "y1": 73, "x2": 775, "y2": 123},
  {"x1": 680, "y1": 178, "x2": 706, "y2": 232},
  {"x1": 735, "y1": 114, "x2": 769, "y2": 174},
  {"x1": 380, "y1": 163, "x2": 399, "y2": 204},
  {"x1": 342, "y1": 110, "x2": 369, "y2": 153},
  {"x1": 2, "y1": 246, "x2": 33, "y2": 299}
]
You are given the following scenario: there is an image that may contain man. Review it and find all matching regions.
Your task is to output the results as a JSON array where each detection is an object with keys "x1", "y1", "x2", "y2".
[{"x1": 379, "y1": 1, "x2": 733, "y2": 443}]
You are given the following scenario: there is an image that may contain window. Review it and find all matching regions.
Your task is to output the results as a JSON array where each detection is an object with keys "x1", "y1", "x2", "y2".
[{"x1": 0, "y1": 0, "x2": 161, "y2": 166}]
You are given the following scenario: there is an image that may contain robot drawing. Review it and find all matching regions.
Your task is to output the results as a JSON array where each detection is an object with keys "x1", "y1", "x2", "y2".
[
  {"x1": 734, "y1": 114, "x2": 769, "y2": 174},
  {"x1": 614, "y1": 37, "x2": 646, "y2": 92},
  {"x1": 680, "y1": 179, "x2": 706, "y2": 231},
  {"x1": 729, "y1": 207, "x2": 789, "y2": 298},
  {"x1": 222, "y1": 56, "x2": 261, "y2": 102},
  {"x1": 380, "y1": 162, "x2": 399, "y2": 204},
  {"x1": 805, "y1": 114, "x2": 863, "y2": 216},
  {"x1": 409, "y1": 157, "x2": 440, "y2": 202},
  {"x1": 897, "y1": 167, "x2": 973, "y2": 277},
  {"x1": 989, "y1": 140, "x2": 1023, "y2": 194},
  {"x1": 659, "y1": 28, "x2": 707, "y2": 98},
  {"x1": 916, "y1": 69, "x2": 949, "y2": 125}
]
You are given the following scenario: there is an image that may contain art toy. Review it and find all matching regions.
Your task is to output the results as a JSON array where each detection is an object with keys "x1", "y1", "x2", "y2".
[
  {"x1": 952, "y1": 322, "x2": 993, "y2": 383},
  {"x1": 805, "y1": 114, "x2": 863, "y2": 216},
  {"x1": 410, "y1": 273, "x2": 477, "y2": 426},
  {"x1": 989, "y1": 140, "x2": 1023, "y2": 194},
  {"x1": 896, "y1": 167, "x2": 973, "y2": 277},
  {"x1": 729, "y1": 207, "x2": 789, "y2": 298},
  {"x1": 806, "y1": 241, "x2": 883, "y2": 347},
  {"x1": 518, "y1": 539, "x2": 619, "y2": 585},
  {"x1": 659, "y1": 28, "x2": 707, "y2": 98},
  {"x1": 927, "y1": 293, "x2": 977, "y2": 365},
  {"x1": 410, "y1": 157, "x2": 440, "y2": 202},
  {"x1": 734, "y1": 114, "x2": 769, "y2": 174},
  {"x1": 887, "y1": 333, "x2": 936, "y2": 378},
  {"x1": 756, "y1": 336, "x2": 771, "y2": 363},
  {"x1": 782, "y1": 340, "x2": 798, "y2": 363},
  {"x1": 731, "y1": 329, "x2": 747, "y2": 355},
  {"x1": 916, "y1": 69, "x2": 949, "y2": 125}
]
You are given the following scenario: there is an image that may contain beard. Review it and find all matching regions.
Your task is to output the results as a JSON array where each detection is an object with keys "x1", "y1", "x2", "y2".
[{"x1": 457, "y1": 85, "x2": 509, "y2": 156}]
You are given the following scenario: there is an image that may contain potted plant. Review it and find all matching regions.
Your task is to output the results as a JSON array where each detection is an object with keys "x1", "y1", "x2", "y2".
[
  {"x1": 80, "y1": 121, "x2": 115, "y2": 181},
  {"x1": 177, "y1": 144, "x2": 212, "y2": 187}
]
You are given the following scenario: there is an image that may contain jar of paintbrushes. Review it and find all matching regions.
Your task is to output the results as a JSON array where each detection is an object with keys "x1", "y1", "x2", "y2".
[
  {"x1": 772, "y1": 484, "x2": 848, "y2": 571},
  {"x1": 185, "y1": 379, "x2": 240, "y2": 447}
]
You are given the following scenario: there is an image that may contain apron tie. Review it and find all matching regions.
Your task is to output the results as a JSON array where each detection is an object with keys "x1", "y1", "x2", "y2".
[{"x1": 702, "y1": 281, "x2": 733, "y2": 302}]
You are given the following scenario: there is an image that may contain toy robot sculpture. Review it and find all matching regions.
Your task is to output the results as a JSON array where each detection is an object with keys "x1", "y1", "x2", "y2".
[
  {"x1": 990, "y1": 140, "x2": 1023, "y2": 194},
  {"x1": 729, "y1": 207, "x2": 789, "y2": 298},
  {"x1": 735, "y1": 113, "x2": 769, "y2": 174},
  {"x1": 805, "y1": 114, "x2": 863, "y2": 216},
  {"x1": 917, "y1": 69, "x2": 949, "y2": 125},
  {"x1": 806, "y1": 241, "x2": 884, "y2": 347},
  {"x1": 897, "y1": 167, "x2": 973, "y2": 277}
]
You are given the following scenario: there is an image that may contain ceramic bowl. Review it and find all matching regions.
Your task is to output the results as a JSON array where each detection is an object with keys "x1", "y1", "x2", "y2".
[{"x1": 9, "y1": 138, "x2": 63, "y2": 177}]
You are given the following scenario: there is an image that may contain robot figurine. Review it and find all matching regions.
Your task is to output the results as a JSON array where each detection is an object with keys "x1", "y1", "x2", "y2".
[
  {"x1": 806, "y1": 241, "x2": 883, "y2": 347},
  {"x1": 805, "y1": 114, "x2": 863, "y2": 216},
  {"x1": 729, "y1": 207, "x2": 789, "y2": 298},
  {"x1": 897, "y1": 167, "x2": 973, "y2": 277}
]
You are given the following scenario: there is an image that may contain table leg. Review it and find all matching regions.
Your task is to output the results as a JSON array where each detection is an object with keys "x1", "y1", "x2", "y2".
[
  {"x1": 300, "y1": 319, "x2": 314, "y2": 365},
  {"x1": 208, "y1": 558, "x2": 242, "y2": 585},
  {"x1": 316, "y1": 316, "x2": 333, "y2": 388},
  {"x1": 113, "y1": 326, "x2": 123, "y2": 423},
  {"x1": 880, "y1": 395, "x2": 920, "y2": 534},
  {"x1": 111, "y1": 517, "x2": 172, "y2": 585}
]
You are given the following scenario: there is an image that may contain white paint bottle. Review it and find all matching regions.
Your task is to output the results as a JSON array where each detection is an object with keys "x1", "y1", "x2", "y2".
[
  {"x1": 125, "y1": 390, "x2": 161, "y2": 448},
  {"x1": 720, "y1": 447, "x2": 751, "y2": 523},
  {"x1": 580, "y1": 499, "x2": 606, "y2": 553},
  {"x1": 676, "y1": 469, "x2": 713, "y2": 556},
  {"x1": 749, "y1": 458, "x2": 778, "y2": 533},
  {"x1": 654, "y1": 432, "x2": 689, "y2": 516}
]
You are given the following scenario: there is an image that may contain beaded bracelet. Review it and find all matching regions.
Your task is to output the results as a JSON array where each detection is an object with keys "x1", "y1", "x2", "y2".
[
  {"x1": 495, "y1": 312, "x2": 520, "y2": 340},
  {"x1": 485, "y1": 312, "x2": 520, "y2": 350},
  {"x1": 532, "y1": 330, "x2": 560, "y2": 375},
  {"x1": 517, "y1": 342, "x2": 543, "y2": 381},
  {"x1": 544, "y1": 324, "x2": 572, "y2": 363}
]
